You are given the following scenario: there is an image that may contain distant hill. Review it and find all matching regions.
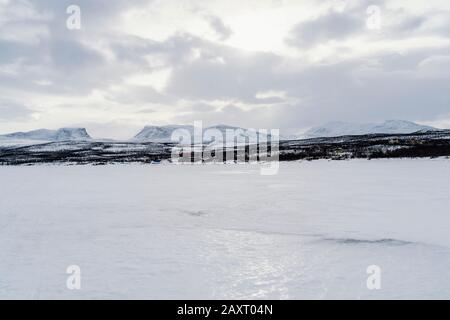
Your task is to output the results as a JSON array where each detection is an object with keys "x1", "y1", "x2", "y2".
[
  {"x1": 133, "y1": 124, "x2": 270, "y2": 144},
  {"x1": 304, "y1": 120, "x2": 437, "y2": 138},
  {"x1": 1, "y1": 128, "x2": 92, "y2": 141},
  {"x1": 0, "y1": 121, "x2": 439, "y2": 144},
  {"x1": 133, "y1": 125, "x2": 195, "y2": 143}
]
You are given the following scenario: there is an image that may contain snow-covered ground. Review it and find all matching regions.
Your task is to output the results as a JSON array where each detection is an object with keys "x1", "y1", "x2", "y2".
[
  {"x1": 0, "y1": 159, "x2": 450, "y2": 299},
  {"x1": 0, "y1": 138, "x2": 50, "y2": 148}
]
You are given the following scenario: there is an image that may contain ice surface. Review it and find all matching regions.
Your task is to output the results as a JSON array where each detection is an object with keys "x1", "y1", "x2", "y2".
[{"x1": 0, "y1": 159, "x2": 450, "y2": 299}]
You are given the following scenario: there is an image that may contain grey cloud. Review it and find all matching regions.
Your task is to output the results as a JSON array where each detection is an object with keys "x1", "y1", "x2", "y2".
[
  {"x1": 288, "y1": 10, "x2": 363, "y2": 47},
  {"x1": 285, "y1": 0, "x2": 442, "y2": 49},
  {"x1": 105, "y1": 85, "x2": 175, "y2": 105},
  {"x1": 166, "y1": 37, "x2": 284, "y2": 102},
  {"x1": 49, "y1": 38, "x2": 104, "y2": 71},
  {"x1": 0, "y1": 0, "x2": 154, "y2": 95},
  {"x1": 1, "y1": 0, "x2": 450, "y2": 133},
  {"x1": 0, "y1": 35, "x2": 146, "y2": 96},
  {"x1": 32, "y1": 0, "x2": 151, "y2": 30},
  {"x1": 206, "y1": 15, "x2": 233, "y2": 41},
  {"x1": 0, "y1": 40, "x2": 33, "y2": 64},
  {"x1": 136, "y1": 108, "x2": 156, "y2": 114},
  {"x1": 144, "y1": 30, "x2": 450, "y2": 128},
  {"x1": 168, "y1": 43, "x2": 450, "y2": 128},
  {"x1": 0, "y1": 38, "x2": 111, "y2": 95},
  {"x1": 109, "y1": 36, "x2": 161, "y2": 65},
  {"x1": 372, "y1": 47, "x2": 450, "y2": 72},
  {"x1": 171, "y1": 104, "x2": 277, "y2": 129},
  {"x1": 0, "y1": 101, "x2": 36, "y2": 121},
  {"x1": 394, "y1": 15, "x2": 427, "y2": 32},
  {"x1": 279, "y1": 54, "x2": 450, "y2": 127}
]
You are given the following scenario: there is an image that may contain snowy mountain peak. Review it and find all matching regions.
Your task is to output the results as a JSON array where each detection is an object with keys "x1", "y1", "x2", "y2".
[
  {"x1": 134, "y1": 125, "x2": 194, "y2": 142},
  {"x1": 1, "y1": 127, "x2": 92, "y2": 141},
  {"x1": 133, "y1": 124, "x2": 270, "y2": 143},
  {"x1": 53, "y1": 128, "x2": 91, "y2": 141},
  {"x1": 305, "y1": 120, "x2": 437, "y2": 138}
]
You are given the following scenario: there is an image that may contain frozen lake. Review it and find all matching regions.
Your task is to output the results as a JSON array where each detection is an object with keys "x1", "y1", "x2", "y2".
[{"x1": 1, "y1": 159, "x2": 450, "y2": 299}]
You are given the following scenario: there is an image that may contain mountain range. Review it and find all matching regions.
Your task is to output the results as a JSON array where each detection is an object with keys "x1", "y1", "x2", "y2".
[
  {"x1": 133, "y1": 124, "x2": 271, "y2": 144},
  {"x1": 0, "y1": 128, "x2": 91, "y2": 141},
  {"x1": 304, "y1": 120, "x2": 437, "y2": 138},
  {"x1": 0, "y1": 120, "x2": 440, "y2": 143}
]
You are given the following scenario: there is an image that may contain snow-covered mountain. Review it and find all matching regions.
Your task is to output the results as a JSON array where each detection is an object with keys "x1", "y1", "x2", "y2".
[
  {"x1": 3, "y1": 121, "x2": 434, "y2": 144},
  {"x1": 133, "y1": 124, "x2": 270, "y2": 144},
  {"x1": 305, "y1": 120, "x2": 437, "y2": 138},
  {"x1": 1, "y1": 128, "x2": 92, "y2": 141},
  {"x1": 133, "y1": 125, "x2": 195, "y2": 143},
  {"x1": 203, "y1": 125, "x2": 270, "y2": 144}
]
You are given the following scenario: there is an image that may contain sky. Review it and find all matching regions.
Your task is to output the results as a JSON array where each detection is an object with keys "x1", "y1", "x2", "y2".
[{"x1": 0, "y1": 0, "x2": 449, "y2": 139}]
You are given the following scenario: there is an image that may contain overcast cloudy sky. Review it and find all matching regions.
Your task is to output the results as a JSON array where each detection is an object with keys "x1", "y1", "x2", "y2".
[{"x1": 0, "y1": 0, "x2": 449, "y2": 139}]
